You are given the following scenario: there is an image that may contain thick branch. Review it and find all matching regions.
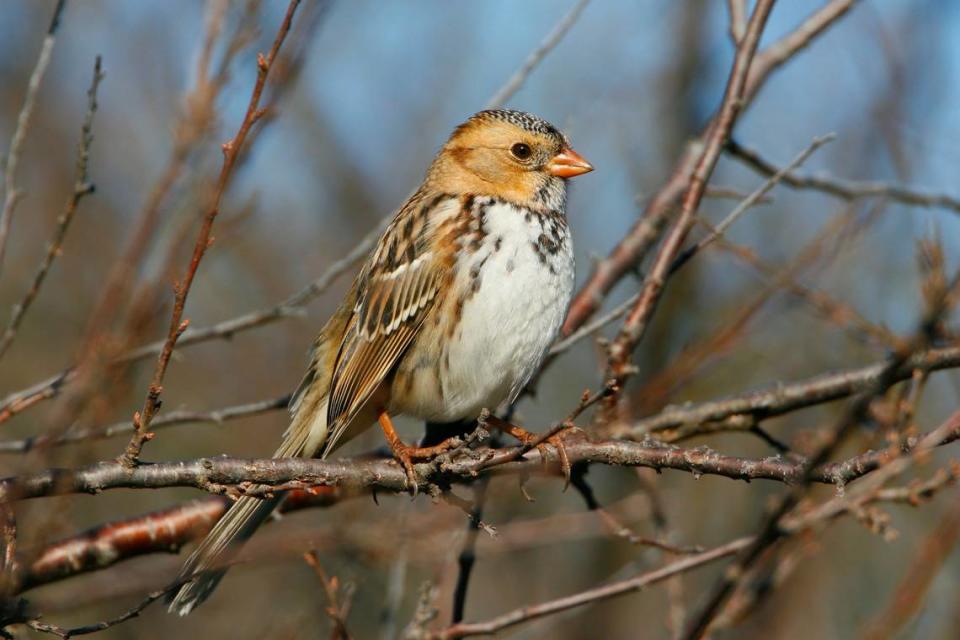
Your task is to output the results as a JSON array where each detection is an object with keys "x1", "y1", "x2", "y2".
[
  {"x1": 5, "y1": 424, "x2": 960, "y2": 502},
  {"x1": 17, "y1": 487, "x2": 341, "y2": 592}
]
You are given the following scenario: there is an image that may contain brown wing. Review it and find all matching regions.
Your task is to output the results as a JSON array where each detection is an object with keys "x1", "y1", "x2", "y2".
[{"x1": 324, "y1": 192, "x2": 455, "y2": 450}]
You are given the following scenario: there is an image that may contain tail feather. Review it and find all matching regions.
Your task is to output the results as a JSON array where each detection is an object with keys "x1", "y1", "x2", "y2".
[
  {"x1": 167, "y1": 495, "x2": 280, "y2": 615},
  {"x1": 167, "y1": 395, "x2": 330, "y2": 615}
]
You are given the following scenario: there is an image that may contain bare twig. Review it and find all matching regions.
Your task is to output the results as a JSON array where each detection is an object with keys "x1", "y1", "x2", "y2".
[
  {"x1": 303, "y1": 550, "x2": 354, "y2": 640},
  {"x1": 432, "y1": 536, "x2": 753, "y2": 639},
  {"x1": 119, "y1": 0, "x2": 302, "y2": 466},
  {"x1": 0, "y1": 219, "x2": 379, "y2": 428},
  {"x1": 0, "y1": 0, "x2": 66, "y2": 276},
  {"x1": 562, "y1": 0, "x2": 860, "y2": 338},
  {"x1": 6, "y1": 344, "x2": 960, "y2": 457},
  {"x1": 40, "y1": 1, "x2": 255, "y2": 449},
  {"x1": 668, "y1": 134, "x2": 835, "y2": 275},
  {"x1": 614, "y1": 345, "x2": 960, "y2": 439},
  {"x1": 450, "y1": 480, "x2": 489, "y2": 624},
  {"x1": 549, "y1": 293, "x2": 637, "y2": 356},
  {"x1": 711, "y1": 232, "x2": 898, "y2": 348},
  {"x1": 429, "y1": 434, "x2": 948, "y2": 640},
  {"x1": 726, "y1": 138, "x2": 960, "y2": 215},
  {"x1": 0, "y1": 56, "x2": 103, "y2": 362},
  {"x1": 485, "y1": 0, "x2": 591, "y2": 109},
  {"x1": 860, "y1": 499, "x2": 960, "y2": 640},
  {"x1": 605, "y1": 0, "x2": 775, "y2": 394},
  {"x1": 727, "y1": 0, "x2": 747, "y2": 44},
  {"x1": 680, "y1": 270, "x2": 960, "y2": 639},
  {"x1": 26, "y1": 585, "x2": 178, "y2": 638},
  {"x1": 0, "y1": 394, "x2": 290, "y2": 453}
]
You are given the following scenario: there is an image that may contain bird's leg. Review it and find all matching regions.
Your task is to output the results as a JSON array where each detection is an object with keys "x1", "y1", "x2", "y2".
[
  {"x1": 482, "y1": 415, "x2": 574, "y2": 483},
  {"x1": 378, "y1": 411, "x2": 460, "y2": 494}
]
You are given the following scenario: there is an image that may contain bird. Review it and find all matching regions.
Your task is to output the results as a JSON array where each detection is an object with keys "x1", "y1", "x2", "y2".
[{"x1": 167, "y1": 109, "x2": 593, "y2": 615}]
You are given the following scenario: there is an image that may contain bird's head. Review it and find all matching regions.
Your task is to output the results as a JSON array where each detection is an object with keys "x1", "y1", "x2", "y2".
[{"x1": 428, "y1": 109, "x2": 593, "y2": 211}]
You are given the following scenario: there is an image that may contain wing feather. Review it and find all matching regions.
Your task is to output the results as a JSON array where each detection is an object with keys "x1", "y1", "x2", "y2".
[{"x1": 324, "y1": 193, "x2": 456, "y2": 446}]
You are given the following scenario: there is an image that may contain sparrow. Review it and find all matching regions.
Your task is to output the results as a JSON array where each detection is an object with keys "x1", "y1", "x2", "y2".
[{"x1": 168, "y1": 109, "x2": 593, "y2": 615}]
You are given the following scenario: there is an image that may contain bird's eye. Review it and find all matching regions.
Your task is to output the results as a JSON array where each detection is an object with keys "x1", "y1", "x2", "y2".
[{"x1": 510, "y1": 142, "x2": 532, "y2": 160}]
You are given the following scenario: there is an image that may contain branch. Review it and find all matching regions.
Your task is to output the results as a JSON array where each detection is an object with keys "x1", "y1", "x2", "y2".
[
  {"x1": 430, "y1": 428, "x2": 949, "y2": 640},
  {"x1": 26, "y1": 586, "x2": 175, "y2": 638},
  {"x1": 562, "y1": 0, "x2": 859, "y2": 338},
  {"x1": 0, "y1": 0, "x2": 66, "y2": 275},
  {"x1": 485, "y1": 0, "x2": 591, "y2": 109},
  {"x1": 16, "y1": 487, "x2": 341, "y2": 593},
  {"x1": 6, "y1": 422, "x2": 960, "y2": 502},
  {"x1": 681, "y1": 270, "x2": 960, "y2": 639},
  {"x1": 668, "y1": 133, "x2": 834, "y2": 275},
  {"x1": 6, "y1": 344, "x2": 960, "y2": 457},
  {"x1": 615, "y1": 346, "x2": 960, "y2": 440},
  {"x1": 119, "y1": 0, "x2": 302, "y2": 466},
  {"x1": 726, "y1": 138, "x2": 960, "y2": 215},
  {"x1": 0, "y1": 394, "x2": 290, "y2": 453},
  {"x1": 0, "y1": 55, "x2": 102, "y2": 362},
  {"x1": 12, "y1": 421, "x2": 960, "y2": 600},
  {"x1": 0, "y1": 220, "x2": 377, "y2": 428},
  {"x1": 433, "y1": 536, "x2": 753, "y2": 639},
  {"x1": 604, "y1": 0, "x2": 774, "y2": 386},
  {"x1": 0, "y1": 0, "x2": 578, "y2": 428}
]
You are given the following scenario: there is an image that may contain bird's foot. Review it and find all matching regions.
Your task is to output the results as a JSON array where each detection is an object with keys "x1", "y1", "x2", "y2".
[
  {"x1": 483, "y1": 416, "x2": 577, "y2": 487},
  {"x1": 387, "y1": 436, "x2": 460, "y2": 497}
]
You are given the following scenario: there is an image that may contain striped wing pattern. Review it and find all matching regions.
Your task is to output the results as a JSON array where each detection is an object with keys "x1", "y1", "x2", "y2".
[{"x1": 324, "y1": 192, "x2": 456, "y2": 450}]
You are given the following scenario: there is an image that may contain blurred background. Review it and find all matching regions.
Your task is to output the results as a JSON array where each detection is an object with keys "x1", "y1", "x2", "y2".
[{"x1": 1, "y1": 0, "x2": 960, "y2": 638}]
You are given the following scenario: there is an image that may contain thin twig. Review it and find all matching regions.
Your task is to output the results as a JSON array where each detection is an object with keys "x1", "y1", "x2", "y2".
[
  {"x1": 727, "y1": 0, "x2": 747, "y2": 44},
  {"x1": 727, "y1": 138, "x2": 960, "y2": 215},
  {"x1": 26, "y1": 585, "x2": 178, "y2": 638},
  {"x1": 485, "y1": 0, "x2": 591, "y2": 109},
  {"x1": 710, "y1": 232, "x2": 899, "y2": 348},
  {"x1": 0, "y1": 219, "x2": 379, "y2": 427},
  {"x1": 668, "y1": 133, "x2": 835, "y2": 275},
  {"x1": 860, "y1": 499, "x2": 960, "y2": 640},
  {"x1": 549, "y1": 293, "x2": 638, "y2": 356},
  {"x1": 0, "y1": 394, "x2": 290, "y2": 453},
  {"x1": 605, "y1": 0, "x2": 776, "y2": 391},
  {"x1": 303, "y1": 550, "x2": 354, "y2": 640},
  {"x1": 451, "y1": 480, "x2": 489, "y2": 624},
  {"x1": 118, "y1": 0, "x2": 302, "y2": 466},
  {"x1": 614, "y1": 345, "x2": 960, "y2": 439},
  {"x1": 6, "y1": 344, "x2": 960, "y2": 456},
  {"x1": 562, "y1": 0, "x2": 859, "y2": 338},
  {"x1": 0, "y1": 0, "x2": 67, "y2": 276},
  {"x1": 0, "y1": 56, "x2": 103, "y2": 362},
  {"x1": 680, "y1": 270, "x2": 960, "y2": 639},
  {"x1": 432, "y1": 536, "x2": 753, "y2": 639}
]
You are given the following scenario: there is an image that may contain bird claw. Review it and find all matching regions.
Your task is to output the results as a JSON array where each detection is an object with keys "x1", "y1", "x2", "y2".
[
  {"x1": 389, "y1": 438, "x2": 460, "y2": 497},
  {"x1": 490, "y1": 417, "x2": 577, "y2": 489},
  {"x1": 535, "y1": 427, "x2": 575, "y2": 490}
]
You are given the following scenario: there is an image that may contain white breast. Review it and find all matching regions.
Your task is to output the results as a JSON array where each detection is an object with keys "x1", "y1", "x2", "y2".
[{"x1": 432, "y1": 200, "x2": 574, "y2": 421}]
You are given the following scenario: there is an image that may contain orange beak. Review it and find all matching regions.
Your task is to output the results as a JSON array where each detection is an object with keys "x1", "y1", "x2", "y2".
[{"x1": 547, "y1": 147, "x2": 593, "y2": 178}]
